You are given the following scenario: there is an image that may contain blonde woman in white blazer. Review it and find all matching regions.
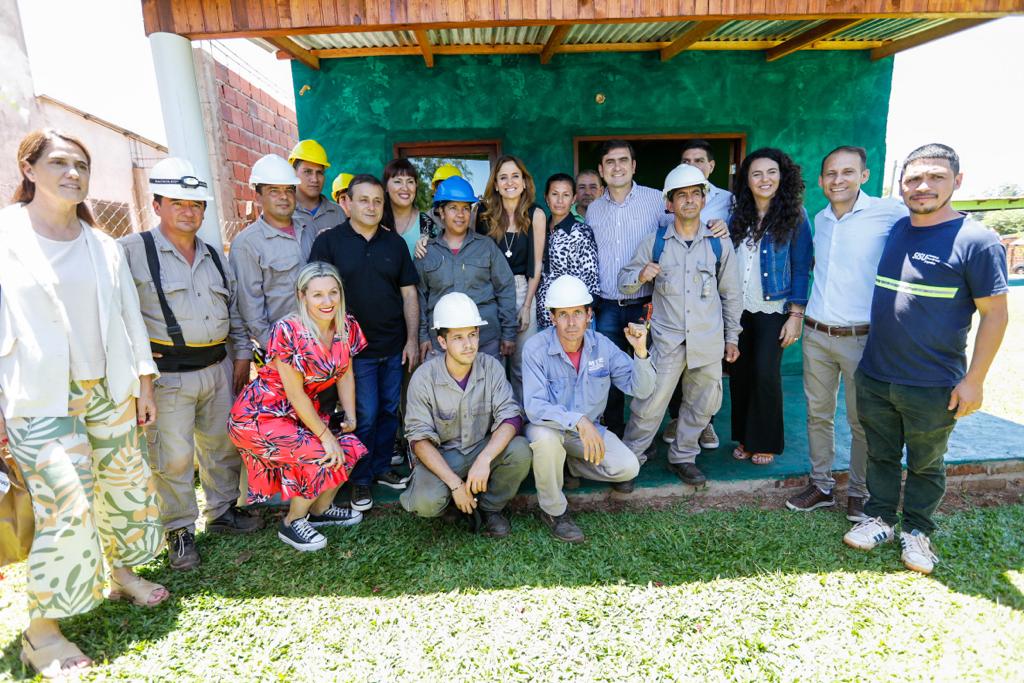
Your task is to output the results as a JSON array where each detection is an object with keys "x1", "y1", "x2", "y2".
[{"x1": 0, "y1": 130, "x2": 168, "y2": 679}]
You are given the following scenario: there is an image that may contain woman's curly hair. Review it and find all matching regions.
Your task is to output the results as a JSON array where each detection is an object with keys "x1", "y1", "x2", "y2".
[{"x1": 728, "y1": 147, "x2": 805, "y2": 248}]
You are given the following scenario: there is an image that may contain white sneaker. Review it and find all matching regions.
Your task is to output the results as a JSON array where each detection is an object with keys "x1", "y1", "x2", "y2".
[
  {"x1": 900, "y1": 530, "x2": 938, "y2": 574},
  {"x1": 698, "y1": 423, "x2": 720, "y2": 449},
  {"x1": 843, "y1": 517, "x2": 894, "y2": 551},
  {"x1": 661, "y1": 419, "x2": 678, "y2": 444}
]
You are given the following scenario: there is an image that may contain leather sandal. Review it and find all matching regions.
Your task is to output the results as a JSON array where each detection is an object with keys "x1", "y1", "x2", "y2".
[
  {"x1": 732, "y1": 444, "x2": 751, "y2": 460},
  {"x1": 751, "y1": 452, "x2": 775, "y2": 465},
  {"x1": 20, "y1": 632, "x2": 92, "y2": 679},
  {"x1": 108, "y1": 574, "x2": 170, "y2": 607}
]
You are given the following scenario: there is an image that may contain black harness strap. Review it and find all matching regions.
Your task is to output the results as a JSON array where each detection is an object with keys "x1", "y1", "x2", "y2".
[{"x1": 140, "y1": 231, "x2": 186, "y2": 348}]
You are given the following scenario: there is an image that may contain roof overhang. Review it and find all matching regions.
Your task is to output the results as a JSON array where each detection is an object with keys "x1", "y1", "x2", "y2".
[{"x1": 141, "y1": 1, "x2": 1024, "y2": 69}]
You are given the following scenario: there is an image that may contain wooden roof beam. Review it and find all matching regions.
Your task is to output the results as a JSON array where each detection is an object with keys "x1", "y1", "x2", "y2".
[
  {"x1": 765, "y1": 19, "x2": 864, "y2": 62},
  {"x1": 414, "y1": 29, "x2": 435, "y2": 67},
  {"x1": 870, "y1": 18, "x2": 993, "y2": 60},
  {"x1": 264, "y1": 36, "x2": 319, "y2": 70},
  {"x1": 660, "y1": 20, "x2": 728, "y2": 61},
  {"x1": 540, "y1": 25, "x2": 571, "y2": 64}
]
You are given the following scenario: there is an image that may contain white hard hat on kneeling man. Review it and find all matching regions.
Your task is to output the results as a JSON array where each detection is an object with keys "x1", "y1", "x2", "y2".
[
  {"x1": 545, "y1": 275, "x2": 593, "y2": 310},
  {"x1": 432, "y1": 292, "x2": 489, "y2": 329}
]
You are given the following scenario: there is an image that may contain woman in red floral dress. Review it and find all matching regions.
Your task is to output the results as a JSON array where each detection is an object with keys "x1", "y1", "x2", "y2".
[{"x1": 229, "y1": 262, "x2": 368, "y2": 551}]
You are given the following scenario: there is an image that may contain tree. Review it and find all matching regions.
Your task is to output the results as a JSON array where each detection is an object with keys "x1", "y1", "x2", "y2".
[
  {"x1": 981, "y1": 209, "x2": 1024, "y2": 236},
  {"x1": 408, "y1": 157, "x2": 472, "y2": 211}
]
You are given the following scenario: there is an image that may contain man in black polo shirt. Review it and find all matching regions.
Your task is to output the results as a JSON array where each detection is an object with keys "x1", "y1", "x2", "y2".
[{"x1": 309, "y1": 174, "x2": 420, "y2": 512}]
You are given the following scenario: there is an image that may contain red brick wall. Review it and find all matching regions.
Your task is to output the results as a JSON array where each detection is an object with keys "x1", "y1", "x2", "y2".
[{"x1": 213, "y1": 60, "x2": 297, "y2": 234}]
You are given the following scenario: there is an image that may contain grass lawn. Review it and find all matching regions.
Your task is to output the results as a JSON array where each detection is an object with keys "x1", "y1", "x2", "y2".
[{"x1": 1, "y1": 502, "x2": 1022, "y2": 682}]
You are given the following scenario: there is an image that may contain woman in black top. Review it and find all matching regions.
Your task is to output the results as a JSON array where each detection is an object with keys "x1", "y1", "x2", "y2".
[{"x1": 476, "y1": 155, "x2": 546, "y2": 402}]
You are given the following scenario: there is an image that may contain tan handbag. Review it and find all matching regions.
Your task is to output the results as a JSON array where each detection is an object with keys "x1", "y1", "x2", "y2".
[{"x1": 0, "y1": 447, "x2": 34, "y2": 567}]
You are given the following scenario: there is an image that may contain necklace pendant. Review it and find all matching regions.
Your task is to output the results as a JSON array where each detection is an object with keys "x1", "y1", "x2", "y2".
[{"x1": 505, "y1": 249, "x2": 513, "y2": 258}]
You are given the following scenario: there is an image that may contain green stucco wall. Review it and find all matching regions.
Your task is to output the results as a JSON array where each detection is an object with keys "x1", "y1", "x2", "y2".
[
  {"x1": 292, "y1": 49, "x2": 894, "y2": 374},
  {"x1": 292, "y1": 49, "x2": 894, "y2": 218}
]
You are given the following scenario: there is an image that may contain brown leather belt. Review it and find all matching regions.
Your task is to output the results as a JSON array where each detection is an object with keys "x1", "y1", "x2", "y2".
[{"x1": 805, "y1": 317, "x2": 870, "y2": 337}]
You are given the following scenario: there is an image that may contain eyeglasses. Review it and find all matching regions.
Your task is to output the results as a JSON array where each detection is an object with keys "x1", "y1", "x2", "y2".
[
  {"x1": 150, "y1": 176, "x2": 208, "y2": 190},
  {"x1": 553, "y1": 310, "x2": 589, "y2": 323}
]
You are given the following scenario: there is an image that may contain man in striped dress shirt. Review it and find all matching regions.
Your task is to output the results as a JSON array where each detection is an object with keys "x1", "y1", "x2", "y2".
[{"x1": 585, "y1": 140, "x2": 665, "y2": 437}]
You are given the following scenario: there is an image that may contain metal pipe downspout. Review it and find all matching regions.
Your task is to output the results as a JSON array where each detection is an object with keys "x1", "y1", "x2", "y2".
[{"x1": 149, "y1": 32, "x2": 222, "y2": 249}]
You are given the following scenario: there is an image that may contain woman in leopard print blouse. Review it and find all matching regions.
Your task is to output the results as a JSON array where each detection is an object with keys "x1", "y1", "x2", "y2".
[{"x1": 536, "y1": 173, "x2": 600, "y2": 328}]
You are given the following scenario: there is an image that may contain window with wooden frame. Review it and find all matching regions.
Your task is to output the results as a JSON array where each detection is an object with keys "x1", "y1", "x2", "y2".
[{"x1": 394, "y1": 139, "x2": 503, "y2": 208}]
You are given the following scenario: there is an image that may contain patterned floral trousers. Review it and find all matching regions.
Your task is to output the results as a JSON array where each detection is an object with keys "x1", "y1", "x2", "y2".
[{"x1": 6, "y1": 378, "x2": 163, "y2": 619}]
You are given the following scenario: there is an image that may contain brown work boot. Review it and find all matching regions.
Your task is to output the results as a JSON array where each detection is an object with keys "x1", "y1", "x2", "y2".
[
  {"x1": 785, "y1": 483, "x2": 836, "y2": 512},
  {"x1": 479, "y1": 509, "x2": 512, "y2": 538},
  {"x1": 166, "y1": 528, "x2": 200, "y2": 571},
  {"x1": 207, "y1": 505, "x2": 264, "y2": 534},
  {"x1": 539, "y1": 510, "x2": 585, "y2": 543},
  {"x1": 846, "y1": 495, "x2": 868, "y2": 523},
  {"x1": 668, "y1": 462, "x2": 706, "y2": 486}
]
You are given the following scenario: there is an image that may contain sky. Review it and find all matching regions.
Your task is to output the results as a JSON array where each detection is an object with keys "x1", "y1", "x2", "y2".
[{"x1": 16, "y1": 1, "x2": 1024, "y2": 198}]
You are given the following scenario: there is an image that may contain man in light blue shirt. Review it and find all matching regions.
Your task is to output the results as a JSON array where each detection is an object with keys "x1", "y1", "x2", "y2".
[
  {"x1": 522, "y1": 275, "x2": 654, "y2": 543},
  {"x1": 785, "y1": 146, "x2": 907, "y2": 522}
]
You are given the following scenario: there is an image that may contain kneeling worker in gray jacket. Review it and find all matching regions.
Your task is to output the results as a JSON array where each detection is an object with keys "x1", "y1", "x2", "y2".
[
  {"x1": 400, "y1": 293, "x2": 532, "y2": 537},
  {"x1": 522, "y1": 275, "x2": 654, "y2": 543}
]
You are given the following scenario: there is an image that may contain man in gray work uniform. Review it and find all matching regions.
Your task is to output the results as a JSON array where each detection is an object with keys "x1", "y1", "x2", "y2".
[{"x1": 120, "y1": 158, "x2": 261, "y2": 571}]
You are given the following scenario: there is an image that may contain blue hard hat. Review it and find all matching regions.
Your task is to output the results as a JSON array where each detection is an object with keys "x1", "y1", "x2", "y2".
[{"x1": 433, "y1": 176, "x2": 476, "y2": 206}]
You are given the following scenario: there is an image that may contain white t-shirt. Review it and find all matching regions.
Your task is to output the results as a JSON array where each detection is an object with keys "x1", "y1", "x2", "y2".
[{"x1": 34, "y1": 230, "x2": 105, "y2": 380}]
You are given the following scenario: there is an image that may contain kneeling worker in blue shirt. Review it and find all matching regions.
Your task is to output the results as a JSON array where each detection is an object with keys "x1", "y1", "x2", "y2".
[
  {"x1": 522, "y1": 275, "x2": 654, "y2": 542},
  {"x1": 400, "y1": 293, "x2": 531, "y2": 537}
]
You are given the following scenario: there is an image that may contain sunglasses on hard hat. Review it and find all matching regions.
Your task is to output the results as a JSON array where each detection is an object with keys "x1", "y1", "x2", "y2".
[{"x1": 150, "y1": 175, "x2": 208, "y2": 190}]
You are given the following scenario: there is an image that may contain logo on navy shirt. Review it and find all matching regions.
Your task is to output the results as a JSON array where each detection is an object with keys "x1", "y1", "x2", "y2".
[{"x1": 911, "y1": 251, "x2": 940, "y2": 266}]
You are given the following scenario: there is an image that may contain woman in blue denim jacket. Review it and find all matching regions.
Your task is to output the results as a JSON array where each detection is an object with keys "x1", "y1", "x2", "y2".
[{"x1": 727, "y1": 148, "x2": 812, "y2": 466}]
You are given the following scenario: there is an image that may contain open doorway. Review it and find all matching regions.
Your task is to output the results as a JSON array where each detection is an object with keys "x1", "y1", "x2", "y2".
[
  {"x1": 394, "y1": 139, "x2": 501, "y2": 209},
  {"x1": 574, "y1": 134, "x2": 746, "y2": 194}
]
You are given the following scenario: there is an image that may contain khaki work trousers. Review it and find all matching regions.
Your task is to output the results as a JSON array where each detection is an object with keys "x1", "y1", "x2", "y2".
[
  {"x1": 400, "y1": 436, "x2": 532, "y2": 516},
  {"x1": 527, "y1": 423, "x2": 640, "y2": 516},
  {"x1": 147, "y1": 358, "x2": 242, "y2": 532},
  {"x1": 623, "y1": 343, "x2": 723, "y2": 465},
  {"x1": 802, "y1": 326, "x2": 869, "y2": 498}
]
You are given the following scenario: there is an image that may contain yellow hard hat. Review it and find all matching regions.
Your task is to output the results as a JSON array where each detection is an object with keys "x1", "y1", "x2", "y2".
[
  {"x1": 431, "y1": 163, "x2": 462, "y2": 185},
  {"x1": 288, "y1": 139, "x2": 330, "y2": 168},
  {"x1": 331, "y1": 172, "x2": 354, "y2": 202}
]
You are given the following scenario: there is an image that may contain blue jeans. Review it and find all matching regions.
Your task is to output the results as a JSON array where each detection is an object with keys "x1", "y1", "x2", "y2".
[
  {"x1": 350, "y1": 353, "x2": 403, "y2": 486},
  {"x1": 593, "y1": 296, "x2": 649, "y2": 435}
]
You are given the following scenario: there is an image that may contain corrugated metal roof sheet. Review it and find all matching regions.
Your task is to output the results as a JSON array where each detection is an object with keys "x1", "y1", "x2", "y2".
[
  {"x1": 288, "y1": 17, "x2": 951, "y2": 52},
  {"x1": 833, "y1": 17, "x2": 951, "y2": 41}
]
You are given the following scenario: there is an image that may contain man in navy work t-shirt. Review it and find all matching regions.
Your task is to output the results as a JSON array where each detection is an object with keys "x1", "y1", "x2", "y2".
[{"x1": 843, "y1": 144, "x2": 1009, "y2": 575}]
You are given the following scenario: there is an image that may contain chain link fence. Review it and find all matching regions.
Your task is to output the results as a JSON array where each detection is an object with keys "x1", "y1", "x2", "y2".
[{"x1": 1, "y1": 180, "x2": 249, "y2": 248}]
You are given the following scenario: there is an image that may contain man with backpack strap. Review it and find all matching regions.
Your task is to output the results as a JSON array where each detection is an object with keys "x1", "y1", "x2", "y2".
[
  {"x1": 120, "y1": 158, "x2": 262, "y2": 571},
  {"x1": 619, "y1": 164, "x2": 742, "y2": 485}
]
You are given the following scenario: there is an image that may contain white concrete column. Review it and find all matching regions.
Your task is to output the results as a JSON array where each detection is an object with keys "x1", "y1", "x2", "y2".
[{"x1": 149, "y1": 32, "x2": 222, "y2": 248}]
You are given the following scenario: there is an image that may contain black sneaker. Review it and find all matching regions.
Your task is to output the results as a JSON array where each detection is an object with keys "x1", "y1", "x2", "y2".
[
  {"x1": 307, "y1": 505, "x2": 363, "y2": 528},
  {"x1": 207, "y1": 505, "x2": 264, "y2": 535},
  {"x1": 539, "y1": 510, "x2": 585, "y2": 543},
  {"x1": 376, "y1": 469, "x2": 411, "y2": 490},
  {"x1": 350, "y1": 484, "x2": 374, "y2": 512},
  {"x1": 166, "y1": 528, "x2": 200, "y2": 571},
  {"x1": 479, "y1": 509, "x2": 511, "y2": 538},
  {"x1": 277, "y1": 517, "x2": 327, "y2": 552}
]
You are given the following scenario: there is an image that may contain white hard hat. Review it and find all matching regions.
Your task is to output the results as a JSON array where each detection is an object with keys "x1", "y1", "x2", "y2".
[
  {"x1": 148, "y1": 157, "x2": 213, "y2": 202},
  {"x1": 545, "y1": 275, "x2": 593, "y2": 309},
  {"x1": 249, "y1": 154, "x2": 300, "y2": 189},
  {"x1": 432, "y1": 292, "x2": 488, "y2": 330},
  {"x1": 663, "y1": 163, "x2": 710, "y2": 200}
]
